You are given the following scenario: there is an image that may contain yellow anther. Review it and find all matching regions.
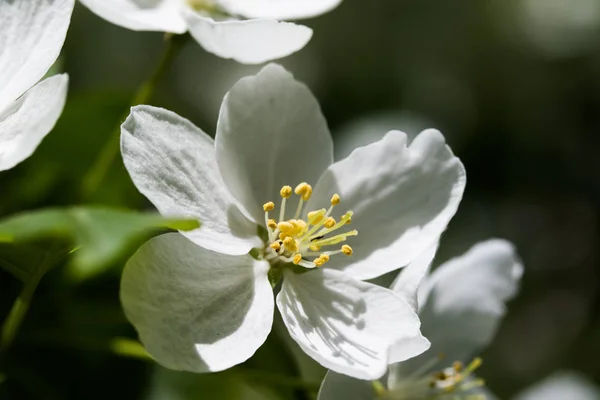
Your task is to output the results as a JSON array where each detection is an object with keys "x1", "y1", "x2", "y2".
[
  {"x1": 293, "y1": 219, "x2": 307, "y2": 232},
  {"x1": 263, "y1": 201, "x2": 275, "y2": 212},
  {"x1": 293, "y1": 254, "x2": 302, "y2": 265},
  {"x1": 270, "y1": 242, "x2": 281, "y2": 251},
  {"x1": 279, "y1": 232, "x2": 290, "y2": 240},
  {"x1": 341, "y1": 244, "x2": 353, "y2": 256},
  {"x1": 307, "y1": 209, "x2": 325, "y2": 225},
  {"x1": 294, "y1": 182, "x2": 309, "y2": 195},
  {"x1": 324, "y1": 217, "x2": 336, "y2": 228},
  {"x1": 345, "y1": 216, "x2": 352, "y2": 224},
  {"x1": 467, "y1": 358, "x2": 482, "y2": 372},
  {"x1": 267, "y1": 219, "x2": 277, "y2": 229},
  {"x1": 302, "y1": 185, "x2": 312, "y2": 201},
  {"x1": 309, "y1": 245, "x2": 321, "y2": 252},
  {"x1": 277, "y1": 221, "x2": 294, "y2": 232},
  {"x1": 453, "y1": 361, "x2": 463, "y2": 372},
  {"x1": 283, "y1": 237, "x2": 298, "y2": 252},
  {"x1": 280, "y1": 185, "x2": 292, "y2": 198},
  {"x1": 314, "y1": 254, "x2": 330, "y2": 266},
  {"x1": 294, "y1": 182, "x2": 313, "y2": 201},
  {"x1": 331, "y1": 194, "x2": 340, "y2": 205}
]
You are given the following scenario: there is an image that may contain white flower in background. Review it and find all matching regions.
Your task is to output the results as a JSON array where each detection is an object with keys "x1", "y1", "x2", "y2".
[
  {"x1": 0, "y1": 0, "x2": 73, "y2": 171},
  {"x1": 78, "y1": 0, "x2": 342, "y2": 64},
  {"x1": 318, "y1": 239, "x2": 523, "y2": 399},
  {"x1": 512, "y1": 371, "x2": 600, "y2": 400},
  {"x1": 119, "y1": 63, "x2": 465, "y2": 379}
]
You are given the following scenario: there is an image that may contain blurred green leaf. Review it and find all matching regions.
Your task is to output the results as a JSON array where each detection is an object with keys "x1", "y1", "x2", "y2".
[
  {"x1": 0, "y1": 206, "x2": 199, "y2": 281},
  {"x1": 146, "y1": 367, "x2": 285, "y2": 400}
]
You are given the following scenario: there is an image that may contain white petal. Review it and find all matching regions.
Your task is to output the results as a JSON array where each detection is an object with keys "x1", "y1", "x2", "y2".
[
  {"x1": 121, "y1": 105, "x2": 262, "y2": 255},
  {"x1": 0, "y1": 0, "x2": 73, "y2": 110},
  {"x1": 78, "y1": 0, "x2": 186, "y2": 33},
  {"x1": 317, "y1": 370, "x2": 376, "y2": 400},
  {"x1": 121, "y1": 233, "x2": 274, "y2": 373},
  {"x1": 390, "y1": 242, "x2": 439, "y2": 312},
  {"x1": 389, "y1": 239, "x2": 523, "y2": 383},
  {"x1": 182, "y1": 10, "x2": 312, "y2": 64},
  {"x1": 276, "y1": 268, "x2": 428, "y2": 380},
  {"x1": 306, "y1": 129, "x2": 466, "y2": 280},
  {"x1": 215, "y1": 63, "x2": 333, "y2": 221},
  {"x1": 218, "y1": 0, "x2": 343, "y2": 20},
  {"x1": 515, "y1": 371, "x2": 600, "y2": 400},
  {"x1": 0, "y1": 74, "x2": 68, "y2": 171}
]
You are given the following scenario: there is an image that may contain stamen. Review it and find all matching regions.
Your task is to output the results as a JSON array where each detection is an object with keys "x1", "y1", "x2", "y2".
[
  {"x1": 331, "y1": 193, "x2": 340, "y2": 205},
  {"x1": 314, "y1": 254, "x2": 330, "y2": 267},
  {"x1": 263, "y1": 202, "x2": 275, "y2": 212},
  {"x1": 270, "y1": 242, "x2": 281, "y2": 251},
  {"x1": 293, "y1": 254, "x2": 302, "y2": 265},
  {"x1": 324, "y1": 217, "x2": 336, "y2": 228},
  {"x1": 279, "y1": 185, "x2": 292, "y2": 222},
  {"x1": 341, "y1": 245, "x2": 353, "y2": 255},
  {"x1": 307, "y1": 209, "x2": 325, "y2": 225},
  {"x1": 309, "y1": 230, "x2": 358, "y2": 247},
  {"x1": 267, "y1": 219, "x2": 277, "y2": 229},
  {"x1": 283, "y1": 237, "x2": 298, "y2": 252},
  {"x1": 453, "y1": 361, "x2": 463, "y2": 373},
  {"x1": 278, "y1": 221, "x2": 294, "y2": 233}
]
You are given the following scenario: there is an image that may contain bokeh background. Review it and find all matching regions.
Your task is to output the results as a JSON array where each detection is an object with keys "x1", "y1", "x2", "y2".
[{"x1": 1, "y1": 0, "x2": 599, "y2": 398}]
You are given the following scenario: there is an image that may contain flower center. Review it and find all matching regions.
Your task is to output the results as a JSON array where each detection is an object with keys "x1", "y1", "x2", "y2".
[
  {"x1": 262, "y1": 183, "x2": 358, "y2": 269},
  {"x1": 384, "y1": 357, "x2": 486, "y2": 400}
]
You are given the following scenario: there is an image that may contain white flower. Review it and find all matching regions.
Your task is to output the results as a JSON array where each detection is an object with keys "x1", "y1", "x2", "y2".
[
  {"x1": 119, "y1": 63, "x2": 465, "y2": 379},
  {"x1": 512, "y1": 371, "x2": 600, "y2": 400},
  {"x1": 78, "y1": 0, "x2": 341, "y2": 64},
  {"x1": 318, "y1": 239, "x2": 524, "y2": 399},
  {"x1": 0, "y1": 0, "x2": 73, "y2": 171}
]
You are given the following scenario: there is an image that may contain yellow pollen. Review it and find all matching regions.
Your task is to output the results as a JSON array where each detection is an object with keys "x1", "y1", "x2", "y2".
[
  {"x1": 307, "y1": 209, "x2": 325, "y2": 225},
  {"x1": 341, "y1": 245, "x2": 353, "y2": 256},
  {"x1": 330, "y1": 194, "x2": 340, "y2": 205},
  {"x1": 453, "y1": 361, "x2": 463, "y2": 372},
  {"x1": 283, "y1": 237, "x2": 298, "y2": 252},
  {"x1": 277, "y1": 221, "x2": 294, "y2": 232},
  {"x1": 270, "y1": 242, "x2": 281, "y2": 251},
  {"x1": 293, "y1": 254, "x2": 302, "y2": 265},
  {"x1": 280, "y1": 185, "x2": 292, "y2": 198},
  {"x1": 267, "y1": 219, "x2": 277, "y2": 229},
  {"x1": 294, "y1": 182, "x2": 313, "y2": 201},
  {"x1": 263, "y1": 201, "x2": 275, "y2": 212},
  {"x1": 314, "y1": 254, "x2": 330, "y2": 267},
  {"x1": 309, "y1": 245, "x2": 321, "y2": 252},
  {"x1": 324, "y1": 217, "x2": 336, "y2": 228}
]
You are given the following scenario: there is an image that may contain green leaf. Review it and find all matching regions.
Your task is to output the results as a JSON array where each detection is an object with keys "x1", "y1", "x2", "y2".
[{"x1": 0, "y1": 206, "x2": 199, "y2": 281}]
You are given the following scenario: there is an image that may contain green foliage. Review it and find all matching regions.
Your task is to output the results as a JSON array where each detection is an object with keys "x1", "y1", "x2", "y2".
[{"x1": 0, "y1": 207, "x2": 199, "y2": 281}]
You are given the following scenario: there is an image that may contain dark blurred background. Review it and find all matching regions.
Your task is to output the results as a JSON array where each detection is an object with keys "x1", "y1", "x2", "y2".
[{"x1": 1, "y1": 0, "x2": 599, "y2": 398}]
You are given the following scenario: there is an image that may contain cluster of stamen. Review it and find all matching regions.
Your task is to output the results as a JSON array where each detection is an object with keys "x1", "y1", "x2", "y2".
[
  {"x1": 428, "y1": 358, "x2": 485, "y2": 397},
  {"x1": 263, "y1": 183, "x2": 357, "y2": 268},
  {"x1": 384, "y1": 356, "x2": 486, "y2": 400}
]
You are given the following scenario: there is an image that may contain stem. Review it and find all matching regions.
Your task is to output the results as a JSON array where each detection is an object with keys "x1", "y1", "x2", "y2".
[
  {"x1": 81, "y1": 33, "x2": 188, "y2": 199},
  {"x1": 0, "y1": 251, "x2": 53, "y2": 352},
  {"x1": 236, "y1": 369, "x2": 320, "y2": 392}
]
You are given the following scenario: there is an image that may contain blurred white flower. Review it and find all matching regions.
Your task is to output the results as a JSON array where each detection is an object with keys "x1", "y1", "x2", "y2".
[
  {"x1": 518, "y1": 0, "x2": 600, "y2": 58},
  {"x1": 318, "y1": 239, "x2": 523, "y2": 399},
  {"x1": 0, "y1": 0, "x2": 73, "y2": 171},
  {"x1": 79, "y1": 0, "x2": 342, "y2": 64},
  {"x1": 513, "y1": 371, "x2": 600, "y2": 400},
  {"x1": 119, "y1": 63, "x2": 466, "y2": 379}
]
